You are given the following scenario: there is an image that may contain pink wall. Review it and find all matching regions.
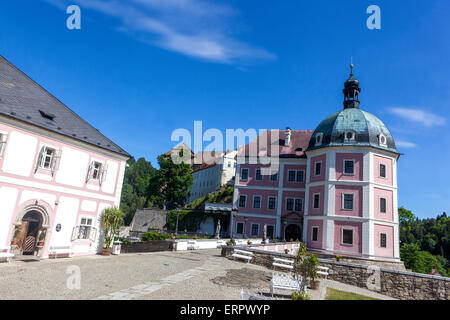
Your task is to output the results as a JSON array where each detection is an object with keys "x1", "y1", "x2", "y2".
[
  {"x1": 374, "y1": 188, "x2": 393, "y2": 221},
  {"x1": 308, "y1": 185, "x2": 324, "y2": 215},
  {"x1": 334, "y1": 185, "x2": 363, "y2": 217},
  {"x1": 234, "y1": 216, "x2": 276, "y2": 238},
  {"x1": 374, "y1": 224, "x2": 394, "y2": 257},
  {"x1": 237, "y1": 189, "x2": 278, "y2": 215},
  {"x1": 306, "y1": 219, "x2": 323, "y2": 249},
  {"x1": 281, "y1": 190, "x2": 305, "y2": 216},
  {"x1": 333, "y1": 221, "x2": 362, "y2": 253},
  {"x1": 283, "y1": 164, "x2": 306, "y2": 188},
  {"x1": 238, "y1": 164, "x2": 279, "y2": 187},
  {"x1": 373, "y1": 154, "x2": 393, "y2": 186},
  {"x1": 310, "y1": 154, "x2": 326, "y2": 182},
  {"x1": 335, "y1": 153, "x2": 363, "y2": 181}
]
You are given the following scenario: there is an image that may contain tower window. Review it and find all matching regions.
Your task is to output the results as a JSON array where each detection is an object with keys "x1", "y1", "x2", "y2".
[
  {"x1": 380, "y1": 197, "x2": 387, "y2": 213},
  {"x1": 380, "y1": 233, "x2": 387, "y2": 248},
  {"x1": 314, "y1": 162, "x2": 322, "y2": 176},
  {"x1": 379, "y1": 164, "x2": 386, "y2": 178},
  {"x1": 344, "y1": 160, "x2": 355, "y2": 175},
  {"x1": 344, "y1": 130, "x2": 356, "y2": 141},
  {"x1": 240, "y1": 168, "x2": 249, "y2": 180},
  {"x1": 238, "y1": 195, "x2": 247, "y2": 208},
  {"x1": 342, "y1": 229, "x2": 353, "y2": 245},
  {"x1": 312, "y1": 227, "x2": 319, "y2": 242},
  {"x1": 379, "y1": 134, "x2": 387, "y2": 147},
  {"x1": 343, "y1": 194, "x2": 354, "y2": 210},
  {"x1": 313, "y1": 193, "x2": 320, "y2": 209},
  {"x1": 315, "y1": 133, "x2": 323, "y2": 146}
]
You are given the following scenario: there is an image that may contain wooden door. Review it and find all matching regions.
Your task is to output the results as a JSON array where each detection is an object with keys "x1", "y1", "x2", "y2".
[{"x1": 16, "y1": 221, "x2": 29, "y2": 250}]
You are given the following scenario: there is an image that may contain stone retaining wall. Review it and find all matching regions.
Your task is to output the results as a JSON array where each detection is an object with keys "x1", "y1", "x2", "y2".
[
  {"x1": 120, "y1": 240, "x2": 174, "y2": 253},
  {"x1": 221, "y1": 246, "x2": 450, "y2": 300}
]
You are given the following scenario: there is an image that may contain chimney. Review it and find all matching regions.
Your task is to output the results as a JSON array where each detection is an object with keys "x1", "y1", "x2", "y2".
[{"x1": 285, "y1": 127, "x2": 291, "y2": 147}]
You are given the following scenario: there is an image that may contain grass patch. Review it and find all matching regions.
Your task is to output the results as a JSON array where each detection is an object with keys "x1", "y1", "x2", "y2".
[{"x1": 325, "y1": 288, "x2": 380, "y2": 300}]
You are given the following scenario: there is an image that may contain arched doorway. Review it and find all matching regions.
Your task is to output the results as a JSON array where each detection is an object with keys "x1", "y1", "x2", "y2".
[
  {"x1": 11, "y1": 204, "x2": 51, "y2": 258},
  {"x1": 285, "y1": 224, "x2": 302, "y2": 242}
]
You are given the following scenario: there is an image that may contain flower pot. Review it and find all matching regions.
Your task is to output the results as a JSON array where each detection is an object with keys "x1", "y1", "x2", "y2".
[
  {"x1": 10, "y1": 241, "x2": 17, "y2": 246},
  {"x1": 37, "y1": 241, "x2": 45, "y2": 247},
  {"x1": 102, "y1": 248, "x2": 111, "y2": 256},
  {"x1": 310, "y1": 280, "x2": 320, "y2": 290}
]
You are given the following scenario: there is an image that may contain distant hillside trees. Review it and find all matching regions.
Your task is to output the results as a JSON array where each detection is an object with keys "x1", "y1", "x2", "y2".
[
  {"x1": 399, "y1": 207, "x2": 449, "y2": 276},
  {"x1": 120, "y1": 150, "x2": 193, "y2": 225}
]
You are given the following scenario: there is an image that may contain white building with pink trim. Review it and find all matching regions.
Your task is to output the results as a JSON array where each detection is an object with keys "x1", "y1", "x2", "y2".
[
  {"x1": 0, "y1": 56, "x2": 129, "y2": 259},
  {"x1": 232, "y1": 67, "x2": 401, "y2": 263}
]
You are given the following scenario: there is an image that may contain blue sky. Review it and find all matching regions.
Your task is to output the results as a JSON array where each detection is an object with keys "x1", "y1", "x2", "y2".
[{"x1": 0, "y1": 0, "x2": 449, "y2": 218}]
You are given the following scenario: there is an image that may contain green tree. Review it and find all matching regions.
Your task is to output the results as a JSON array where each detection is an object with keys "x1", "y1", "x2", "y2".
[{"x1": 148, "y1": 149, "x2": 193, "y2": 210}]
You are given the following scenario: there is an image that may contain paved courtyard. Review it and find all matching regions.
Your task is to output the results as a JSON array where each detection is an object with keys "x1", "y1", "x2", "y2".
[{"x1": 0, "y1": 249, "x2": 394, "y2": 300}]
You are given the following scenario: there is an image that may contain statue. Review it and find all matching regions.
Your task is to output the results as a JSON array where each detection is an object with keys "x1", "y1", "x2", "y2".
[{"x1": 215, "y1": 219, "x2": 221, "y2": 239}]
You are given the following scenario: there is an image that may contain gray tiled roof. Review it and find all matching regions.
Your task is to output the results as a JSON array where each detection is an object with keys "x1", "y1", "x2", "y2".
[{"x1": 0, "y1": 55, "x2": 130, "y2": 157}]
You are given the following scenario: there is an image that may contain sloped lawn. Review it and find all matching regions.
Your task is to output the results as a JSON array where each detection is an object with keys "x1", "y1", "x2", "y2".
[{"x1": 325, "y1": 288, "x2": 380, "y2": 300}]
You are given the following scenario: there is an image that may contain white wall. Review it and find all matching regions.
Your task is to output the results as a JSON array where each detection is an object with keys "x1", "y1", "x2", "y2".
[
  {"x1": 2, "y1": 131, "x2": 37, "y2": 176},
  {"x1": 0, "y1": 186, "x2": 19, "y2": 246}
]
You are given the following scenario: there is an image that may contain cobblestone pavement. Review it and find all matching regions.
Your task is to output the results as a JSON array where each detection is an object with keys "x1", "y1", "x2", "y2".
[
  {"x1": 0, "y1": 249, "x2": 396, "y2": 300},
  {"x1": 0, "y1": 249, "x2": 284, "y2": 300}
]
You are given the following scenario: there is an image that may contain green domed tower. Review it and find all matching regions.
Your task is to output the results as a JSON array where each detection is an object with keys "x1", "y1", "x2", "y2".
[{"x1": 303, "y1": 66, "x2": 402, "y2": 266}]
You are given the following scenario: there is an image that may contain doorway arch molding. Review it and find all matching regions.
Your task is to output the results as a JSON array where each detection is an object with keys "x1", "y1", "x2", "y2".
[{"x1": 13, "y1": 201, "x2": 52, "y2": 228}]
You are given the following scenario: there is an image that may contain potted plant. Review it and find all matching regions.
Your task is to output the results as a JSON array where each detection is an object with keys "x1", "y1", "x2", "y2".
[
  {"x1": 293, "y1": 243, "x2": 319, "y2": 292},
  {"x1": 101, "y1": 206, "x2": 123, "y2": 256},
  {"x1": 284, "y1": 248, "x2": 290, "y2": 254},
  {"x1": 226, "y1": 240, "x2": 233, "y2": 246},
  {"x1": 336, "y1": 255, "x2": 342, "y2": 262},
  {"x1": 37, "y1": 229, "x2": 46, "y2": 247},
  {"x1": 11, "y1": 228, "x2": 19, "y2": 247},
  {"x1": 247, "y1": 240, "x2": 252, "y2": 245},
  {"x1": 273, "y1": 239, "x2": 278, "y2": 244}
]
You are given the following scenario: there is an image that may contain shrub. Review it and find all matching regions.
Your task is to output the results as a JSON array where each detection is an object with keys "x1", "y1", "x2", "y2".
[
  {"x1": 141, "y1": 232, "x2": 171, "y2": 241},
  {"x1": 292, "y1": 291, "x2": 310, "y2": 300}
]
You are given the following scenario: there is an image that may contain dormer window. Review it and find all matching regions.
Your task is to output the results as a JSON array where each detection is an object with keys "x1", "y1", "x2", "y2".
[
  {"x1": 315, "y1": 133, "x2": 323, "y2": 146},
  {"x1": 344, "y1": 130, "x2": 356, "y2": 142},
  {"x1": 379, "y1": 134, "x2": 387, "y2": 147},
  {"x1": 39, "y1": 110, "x2": 56, "y2": 121}
]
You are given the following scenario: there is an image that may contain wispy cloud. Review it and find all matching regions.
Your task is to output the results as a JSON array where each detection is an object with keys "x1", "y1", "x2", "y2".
[
  {"x1": 47, "y1": 0, "x2": 276, "y2": 64},
  {"x1": 388, "y1": 107, "x2": 446, "y2": 127},
  {"x1": 396, "y1": 140, "x2": 417, "y2": 148}
]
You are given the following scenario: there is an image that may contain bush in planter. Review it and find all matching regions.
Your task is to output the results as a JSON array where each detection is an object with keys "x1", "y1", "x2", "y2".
[
  {"x1": 292, "y1": 243, "x2": 319, "y2": 293},
  {"x1": 291, "y1": 291, "x2": 310, "y2": 300},
  {"x1": 101, "y1": 206, "x2": 123, "y2": 254},
  {"x1": 142, "y1": 232, "x2": 171, "y2": 241},
  {"x1": 226, "y1": 240, "x2": 233, "y2": 246}
]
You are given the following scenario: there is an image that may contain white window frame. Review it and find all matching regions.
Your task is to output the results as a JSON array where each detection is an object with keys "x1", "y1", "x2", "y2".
[
  {"x1": 379, "y1": 163, "x2": 387, "y2": 179},
  {"x1": 252, "y1": 195, "x2": 262, "y2": 209},
  {"x1": 296, "y1": 170, "x2": 305, "y2": 182},
  {"x1": 315, "y1": 133, "x2": 323, "y2": 146},
  {"x1": 342, "y1": 193, "x2": 354, "y2": 211},
  {"x1": 344, "y1": 130, "x2": 356, "y2": 142},
  {"x1": 379, "y1": 134, "x2": 387, "y2": 147},
  {"x1": 240, "y1": 168, "x2": 249, "y2": 181},
  {"x1": 236, "y1": 222, "x2": 244, "y2": 235},
  {"x1": 250, "y1": 223, "x2": 260, "y2": 237},
  {"x1": 73, "y1": 216, "x2": 97, "y2": 241},
  {"x1": 379, "y1": 232, "x2": 388, "y2": 248},
  {"x1": 314, "y1": 161, "x2": 322, "y2": 176},
  {"x1": 343, "y1": 159, "x2": 355, "y2": 175},
  {"x1": 270, "y1": 170, "x2": 278, "y2": 181},
  {"x1": 379, "y1": 197, "x2": 387, "y2": 214},
  {"x1": 313, "y1": 193, "x2": 320, "y2": 209},
  {"x1": 341, "y1": 228, "x2": 354, "y2": 246},
  {"x1": 255, "y1": 168, "x2": 263, "y2": 181},
  {"x1": 267, "y1": 196, "x2": 277, "y2": 210},
  {"x1": 238, "y1": 195, "x2": 247, "y2": 208},
  {"x1": 311, "y1": 226, "x2": 319, "y2": 242},
  {"x1": 288, "y1": 170, "x2": 296, "y2": 182},
  {"x1": 286, "y1": 197, "x2": 295, "y2": 211},
  {"x1": 87, "y1": 160, "x2": 107, "y2": 184},
  {"x1": 266, "y1": 224, "x2": 275, "y2": 239},
  {"x1": 39, "y1": 146, "x2": 57, "y2": 170},
  {"x1": 294, "y1": 198, "x2": 304, "y2": 212}
]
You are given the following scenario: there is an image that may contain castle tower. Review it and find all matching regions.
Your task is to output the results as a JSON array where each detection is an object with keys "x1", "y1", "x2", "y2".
[{"x1": 303, "y1": 65, "x2": 401, "y2": 263}]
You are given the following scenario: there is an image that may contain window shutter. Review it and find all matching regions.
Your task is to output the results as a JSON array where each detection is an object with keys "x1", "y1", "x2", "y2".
[
  {"x1": 99, "y1": 164, "x2": 108, "y2": 185},
  {"x1": 86, "y1": 162, "x2": 93, "y2": 182},
  {"x1": 35, "y1": 146, "x2": 45, "y2": 173},
  {"x1": 89, "y1": 227, "x2": 97, "y2": 242},
  {"x1": 0, "y1": 133, "x2": 7, "y2": 157},
  {"x1": 51, "y1": 149, "x2": 62, "y2": 175},
  {"x1": 71, "y1": 226, "x2": 80, "y2": 241}
]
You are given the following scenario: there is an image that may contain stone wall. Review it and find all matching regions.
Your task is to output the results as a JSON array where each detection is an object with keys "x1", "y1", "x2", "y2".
[
  {"x1": 221, "y1": 245, "x2": 450, "y2": 300},
  {"x1": 120, "y1": 240, "x2": 174, "y2": 253}
]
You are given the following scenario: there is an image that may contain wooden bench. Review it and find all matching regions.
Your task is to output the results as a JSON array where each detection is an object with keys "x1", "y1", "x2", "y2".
[
  {"x1": 270, "y1": 272, "x2": 306, "y2": 297},
  {"x1": 0, "y1": 247, "x2": 14, "y2": 263},
  {"x1": 272, "y1": 257, "x2": 294, "y2": 270},
  {"x1": 231, "y1": 249, "x2": 253, "y2": 263}
]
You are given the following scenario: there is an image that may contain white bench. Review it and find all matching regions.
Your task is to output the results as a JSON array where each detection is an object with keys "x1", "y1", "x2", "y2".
[
  {"x1": 231, "y1": 249, "x2": 253, "y2": 263},
  {"x1": 272, "y1": 257, "x2": 295, "y2": 270},
  {"x1": 317, "y1": 266, "x2": 329, "y2": 277},
  {"x1": 48, "y1": 246, "x2": 72, "y2": 258},
  {"x1": 270, "y1": 272, "x2": 306, "y2": 297},
  {"x1": 187, "y1": 240, "x2": 200, "y2": 250},
  {"x1": 0, "y1": 247, "x2": 14, "y2": 263}
]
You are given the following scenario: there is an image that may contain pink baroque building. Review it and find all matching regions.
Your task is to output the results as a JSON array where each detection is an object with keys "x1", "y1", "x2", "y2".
[
  {"x1": 232, "y1": 67, "x2": 401, "y2": 263},
  {"x1": 0, "y1": 56, "x2": 129, "y2": 259}
]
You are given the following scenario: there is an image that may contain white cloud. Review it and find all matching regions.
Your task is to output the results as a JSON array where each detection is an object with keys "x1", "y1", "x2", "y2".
[
  {"x1": 396, "y1": 140, "x2": 417, "y2": 148},
  {"x1": 47, "y1": 0, "x2": 276, "y2": 64},
  {"x1": 388, "y1": 108, "x2": 446, "y2": 127}
]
